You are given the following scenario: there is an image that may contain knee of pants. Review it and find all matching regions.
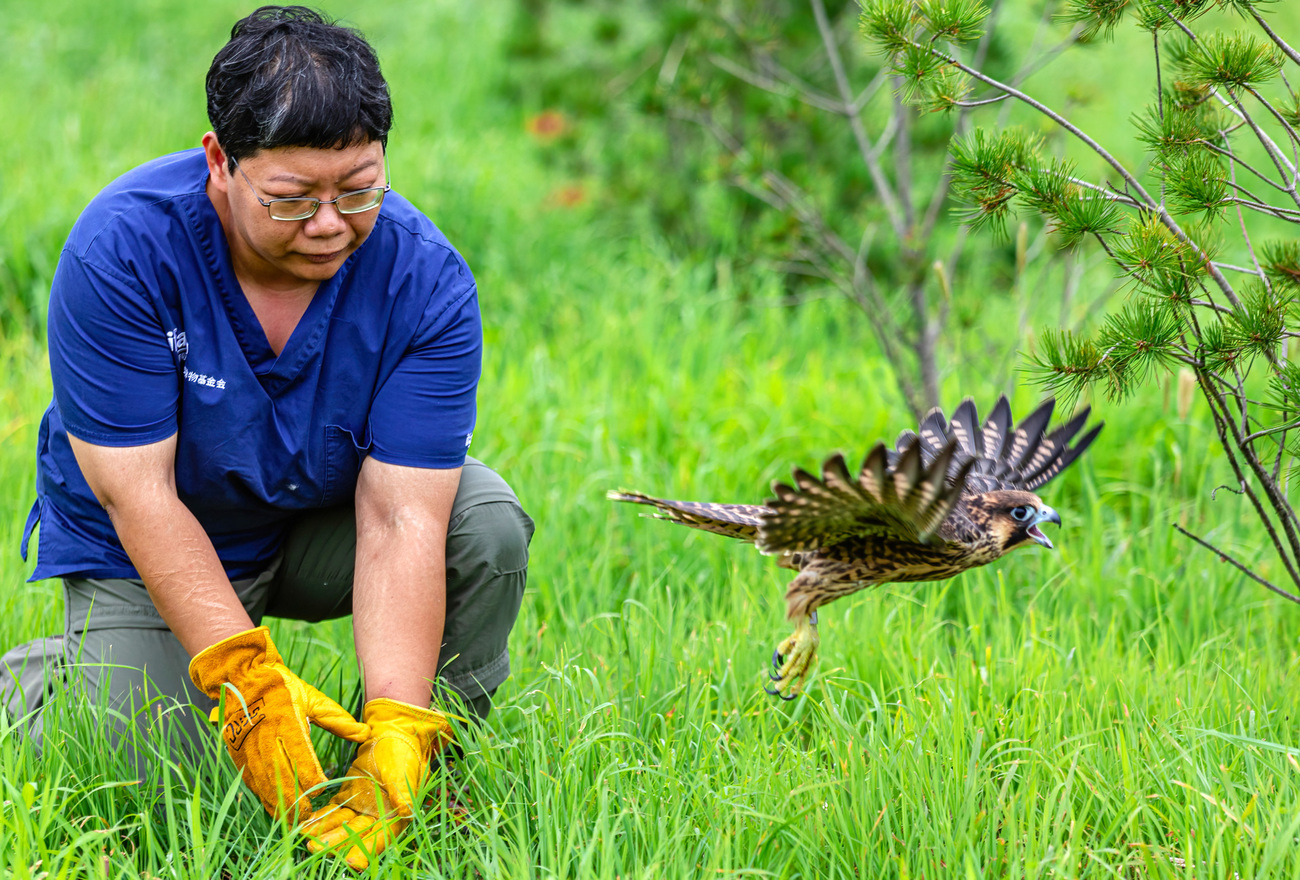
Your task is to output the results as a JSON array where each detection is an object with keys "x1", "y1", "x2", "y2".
[{"x1": 446, "y1": 500, "x2": 535, "y2": 584}]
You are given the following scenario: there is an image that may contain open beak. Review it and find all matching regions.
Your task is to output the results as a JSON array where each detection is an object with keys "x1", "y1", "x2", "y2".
[{"x1": 1027, "y1": 506, "x2": 1061, "y2": 550}]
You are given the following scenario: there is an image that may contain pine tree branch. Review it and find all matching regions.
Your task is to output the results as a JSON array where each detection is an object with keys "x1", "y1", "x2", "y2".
[
  {"x1": 910, "y1": 41, "x2": 1249, "y2": 313},
  {"x1": 1152, "y1": 6, "x2": 1300, "y2": 200},
  {"x1": 1244, "y1": 4, "x2": 1300, "y2": 70}
]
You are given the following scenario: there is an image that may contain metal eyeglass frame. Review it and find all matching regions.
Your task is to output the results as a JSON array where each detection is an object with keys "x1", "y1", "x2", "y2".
[{"x1": 230, "y1": 153, "x2": 392, "y2": 221}]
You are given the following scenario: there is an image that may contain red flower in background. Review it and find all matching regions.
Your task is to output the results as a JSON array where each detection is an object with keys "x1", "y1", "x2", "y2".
[{"x1": 526, "y1": 110, "x2": 568, "y2": 143}]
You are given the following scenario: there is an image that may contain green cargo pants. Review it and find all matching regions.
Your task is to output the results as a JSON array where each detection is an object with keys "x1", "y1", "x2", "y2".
[{"x1": 0, "y1": 457, "x2": 533, "y2": 753}]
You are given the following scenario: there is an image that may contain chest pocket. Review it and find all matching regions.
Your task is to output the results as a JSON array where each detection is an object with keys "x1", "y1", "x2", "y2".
[{"x1": 322, "y1": 424, "x2": 371, "y2": 506}]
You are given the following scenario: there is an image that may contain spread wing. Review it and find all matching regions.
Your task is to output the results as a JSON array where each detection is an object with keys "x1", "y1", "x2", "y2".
[
  {"x1": 606, "y1": 490, "x2": 767, "y2": 541},
  {"x1": 757, "y1": 439, "x2": 976, "y2": 554},
  {"x1": 896, "y1": 396, "x2": 1103, "y2": 493}
]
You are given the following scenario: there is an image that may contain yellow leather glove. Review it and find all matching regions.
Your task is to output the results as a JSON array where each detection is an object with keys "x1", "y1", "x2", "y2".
[
  {"x1": 302, "y1": 698, "x2": 454, "y2": 870},
  {"x1": 188, "y1": 626, "x2": 370, "y2": 823}
]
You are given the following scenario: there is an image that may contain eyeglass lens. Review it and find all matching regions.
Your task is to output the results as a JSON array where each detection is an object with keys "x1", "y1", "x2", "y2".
[{"x1": 268, "y1": 189, "x2": 387, "y2": 221}]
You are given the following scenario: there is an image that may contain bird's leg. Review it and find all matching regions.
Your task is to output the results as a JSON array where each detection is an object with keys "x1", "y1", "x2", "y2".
[{"x1": 764, "y1": 610, "x2": 819, "y2": 700}]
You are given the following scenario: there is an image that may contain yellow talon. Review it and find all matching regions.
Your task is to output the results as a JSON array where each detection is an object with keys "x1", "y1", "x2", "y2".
[{"x1": 766, "y1": 612, "x2": 820, "y2": 698}]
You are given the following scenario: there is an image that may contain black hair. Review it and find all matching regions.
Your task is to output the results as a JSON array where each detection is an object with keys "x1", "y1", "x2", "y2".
[{"x1": 206, "y1": 6, "x2": 392, "y2": 166}]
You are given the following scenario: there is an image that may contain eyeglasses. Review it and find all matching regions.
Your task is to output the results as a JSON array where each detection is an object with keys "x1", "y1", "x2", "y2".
[{"x1": 230, "y1": 155, "x2": 391, "y2": 221}]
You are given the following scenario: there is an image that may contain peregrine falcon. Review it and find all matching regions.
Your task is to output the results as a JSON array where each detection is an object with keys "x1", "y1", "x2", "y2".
[{"x1": 610, "y1": 396, "x2": 1102, "y2": 697}]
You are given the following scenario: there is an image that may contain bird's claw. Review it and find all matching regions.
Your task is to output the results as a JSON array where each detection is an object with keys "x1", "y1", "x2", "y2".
[
  {"x1": 764, "y1": 614, "x2": 820, "y2": 700},
  {"x1": 763, "y1": 680, "x2": 799, "y2": 700},
  {"x1": 768, "y1": 649, "x2": 787, "y2": 682}
]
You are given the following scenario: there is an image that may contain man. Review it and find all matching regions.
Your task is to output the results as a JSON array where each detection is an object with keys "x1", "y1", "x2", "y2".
[{"x1": 2, "y1": 5, "x2": 533, "y2": 870}]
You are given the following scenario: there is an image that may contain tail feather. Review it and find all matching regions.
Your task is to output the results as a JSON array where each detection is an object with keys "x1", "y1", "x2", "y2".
[{"x1": 607, "y1": 490, "x2": 766, "y2": 541}]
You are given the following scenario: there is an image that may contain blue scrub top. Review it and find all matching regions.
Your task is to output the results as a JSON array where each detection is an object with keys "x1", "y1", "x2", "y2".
[{"x1": 24, "y1": 148, "x2": 481, "y2": 581}]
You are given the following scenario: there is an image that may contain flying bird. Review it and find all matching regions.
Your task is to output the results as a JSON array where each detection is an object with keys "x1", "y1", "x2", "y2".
[{"x1": 609, "y1": 396, "x2": 1101, "y2": 698}]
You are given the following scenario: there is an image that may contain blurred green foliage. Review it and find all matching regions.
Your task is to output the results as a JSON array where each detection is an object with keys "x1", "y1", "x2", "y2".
[{"x1": 494, "y1": 0, "x2": 965, "y2": 286}]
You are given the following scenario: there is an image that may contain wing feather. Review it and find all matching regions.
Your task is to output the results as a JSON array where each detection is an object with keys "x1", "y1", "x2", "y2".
[
  {"x1": 900, "y1": 395, "x2": 1101, "y2": 494},
  {"x1": 758, "y1": 438, "x2": 970, "y2": 553},
  {"x1": 916, "y1": 407, "x2": 951, "y2": 464},
  {"x1": 982, "y1": 396, "x2": 1013, "y2": 461},
  {"x1": 947, "y1": 399, "x2": 982, "y2": 459}
]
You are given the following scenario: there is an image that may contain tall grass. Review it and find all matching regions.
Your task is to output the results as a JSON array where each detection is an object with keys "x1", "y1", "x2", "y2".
[{"x1": 1, "y1": 0, "x2": 1299, "y2": 877}]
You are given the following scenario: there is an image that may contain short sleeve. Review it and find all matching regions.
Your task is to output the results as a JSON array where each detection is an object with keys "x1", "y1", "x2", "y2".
[
  {"x1": 367, "y1": 282, "x2": 482, "y2": 469},
  {"x1": 48, "y1": 251, "x2": 179, "y2": 446}
]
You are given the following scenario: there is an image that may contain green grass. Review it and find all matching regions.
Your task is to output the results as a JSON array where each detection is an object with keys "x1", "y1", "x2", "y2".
[{"x1": 2, "y1": 0, "x2": 1300, "y2": 877}]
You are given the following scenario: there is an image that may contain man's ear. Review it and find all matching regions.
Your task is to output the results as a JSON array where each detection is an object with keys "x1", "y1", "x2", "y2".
[{"x1": 201, "y1": 132, "x2": 229, "y2": 193}]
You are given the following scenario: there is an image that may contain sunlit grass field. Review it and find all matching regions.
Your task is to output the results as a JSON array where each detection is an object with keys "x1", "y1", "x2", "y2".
[{"x1": 3, "y1": 1, "x2": 1300, "y2": 877}]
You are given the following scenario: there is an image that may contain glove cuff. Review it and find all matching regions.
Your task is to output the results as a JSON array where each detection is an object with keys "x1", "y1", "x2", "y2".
[
  {"x1": 188, "y1": 625, "x2": 280, "y2": 698},
  {"x1": 362, "y1": 698, "x2": 455, "y2": 755}
]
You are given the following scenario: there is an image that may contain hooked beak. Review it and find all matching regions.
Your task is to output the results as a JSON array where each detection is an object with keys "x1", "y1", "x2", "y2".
[{"x1": 1027, "y1": 505, "x2": 1061, "y2": 550}]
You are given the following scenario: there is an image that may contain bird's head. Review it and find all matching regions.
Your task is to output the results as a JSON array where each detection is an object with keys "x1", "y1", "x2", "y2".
[{"x1": 969, "y1": 489, "x2": 1062, "y2": 553}]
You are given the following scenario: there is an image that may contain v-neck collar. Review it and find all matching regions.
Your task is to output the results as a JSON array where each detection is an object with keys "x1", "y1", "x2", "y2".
[{"x1": 184, "y1": 179, "x2": 356, "y2": 392}]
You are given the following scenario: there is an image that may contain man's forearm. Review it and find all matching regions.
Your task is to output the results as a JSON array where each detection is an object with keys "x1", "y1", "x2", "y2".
[
  {"x1": 352, "y1": 459, "x2": 459, "y2": 707},
  {"x1": 104, "y1": 490, "x2": 254, "y2": 656},
  {"x1": 352, "y1": 515, "x2": 446, "y2": 706},
  {"x1": 68, "y1": 433, "x2": 253, "y2": 657}
]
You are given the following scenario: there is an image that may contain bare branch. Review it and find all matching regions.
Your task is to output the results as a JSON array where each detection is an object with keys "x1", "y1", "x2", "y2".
[
  {"x1": 869, "y1": 110, "x2": 900, "y2": 163},
  {"x1": 954, "y1": 94, "x2": 1012, "y2": 108},
  {"x1": 850, "y1": 70, "x2": 889, "y2": 115},
  {"x1": 1230, "y1": 155, "x2": 1270, "y2": 289},
  {"x1": 1220, "y1": 174, "x2": 1272, "y2": 207},
  {"x1": 1005, "y1": 25, "x2": 1085, "y2": 91},
  {"x1": 1211, "y1": 261, "x2": 1266, "y2": 278},
  {"x1": 1226, "y1": 198, "x2": 1300, "y2": 222},
  {"x1": 810, "y1": 0, "x2": 906, "y2": 236},
  {"x1": 1203, "y1": 141, "x2": 1292, "y2": 195},
  {"x1": 1187, "y1": 298, "x2": 1237, "y2": 317},
  {"x1": 894, "y1": 95, "x2": 915, "y2": 234},
  {"x1": 708, "y1": 53, "x2": 845, "y2": 114},
  {"x1": 1172, "y1": 524, "x2": 1300, "y2": 605},
  {"x1": 1243, "y1": 419, "x2": 1300, "y2": 446},
  {"x1": 1245, "y1": 85, "x2": 1300, "y2": 151},
  {"x1": 1216, "y1": 89, "x2": 1300, "y2": 198},
  {"x1": 1064, "y1": 175, "x2": 1142, "y2": 207},
  {"x1": 1194, "y1": 367, "x2": 1300, "y2": 588}
]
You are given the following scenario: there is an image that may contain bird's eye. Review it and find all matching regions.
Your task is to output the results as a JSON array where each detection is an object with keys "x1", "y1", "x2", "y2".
[{"x1": 1011, "y1": 506, "x2": 1033, "y2": 522}]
